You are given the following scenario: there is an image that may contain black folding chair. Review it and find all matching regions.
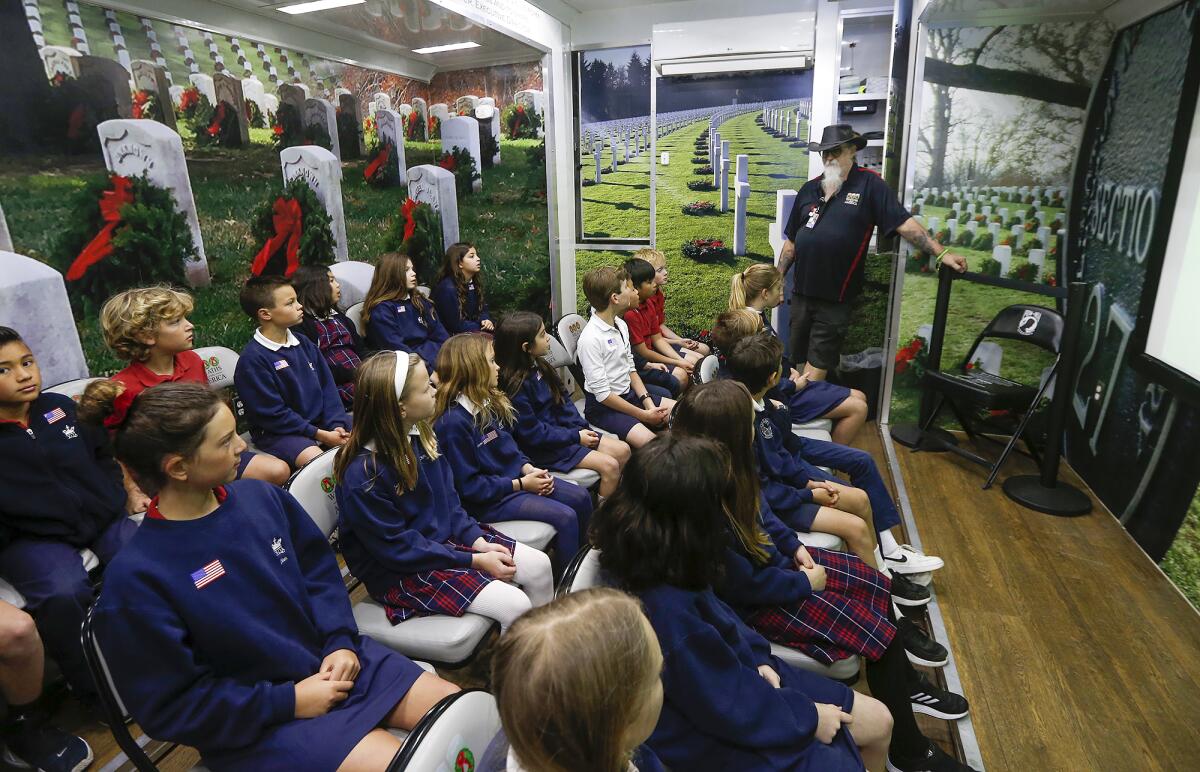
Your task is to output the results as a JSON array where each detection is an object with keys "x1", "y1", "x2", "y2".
[{"x1": 918, "y1": 303, "x2": 1065, "y2": 489}]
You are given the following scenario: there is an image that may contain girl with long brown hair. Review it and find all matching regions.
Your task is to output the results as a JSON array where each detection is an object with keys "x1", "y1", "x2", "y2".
[
  {"x1": 432, "y1": 242, "x2": 494, "y2": 334},
  {"x1": 433, "y1": 333, "x2": 593, "y2": 575},
  {"x1": 334, "y1": 351, "x2": 553, "y2": 631},
  {"x1": 671, "y1": 380, "x2": 974, "y2": 772},
  {"x1": 363, "y1": 253, "x2": 449, "y2": 370},
  {"x1": 292, "y1": 265, "x2": 366, "y2": 410},
  {"x1": 494, "y1": 312, "x2": 630, "y2": 498}
]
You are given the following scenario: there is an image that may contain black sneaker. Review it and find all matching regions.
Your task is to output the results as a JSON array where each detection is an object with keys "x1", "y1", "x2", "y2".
[
  {"x1": 891, "y1": 573, "x2": 931, "y2": 607},
  {"x1": 2, "y1": 722, "x2": 93, "y2": 772},
  {"x1": 887, "y1": 742, "x2": 980, "y2": 771},
  {"x1": 898, "y1": 617, "x2": 947, "y2": 667},
  {"x1": 908, "y1": 672, "x2": 969, "y2": 720}
]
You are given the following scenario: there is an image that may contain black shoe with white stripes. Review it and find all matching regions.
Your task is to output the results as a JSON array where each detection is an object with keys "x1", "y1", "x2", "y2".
[
  {"x1": 908, "y1": 671, "x2": 969, "y2": 720},
  {"x1": 887, "y1": 742, "x2": 980, "y2": 771}
]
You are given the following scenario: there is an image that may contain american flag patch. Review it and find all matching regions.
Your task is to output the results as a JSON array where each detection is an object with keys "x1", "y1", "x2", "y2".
[
  {"x1": 191, "y1": 559, "x2": 226, "y2": 589},
  {"x1": 273, "y1": 360, "x2": 289, "y2": 370},
  {"x1": 43, "y1": 407, "x2": 67, "y2": 424},
  {"x1": 481, "y1": 430, "x2": 498, "y2": 444}
]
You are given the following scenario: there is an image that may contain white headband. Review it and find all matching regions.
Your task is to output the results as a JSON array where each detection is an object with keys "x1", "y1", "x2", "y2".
[{"x1": 394, "y1": 351, "x2": 409, "y2": 401}]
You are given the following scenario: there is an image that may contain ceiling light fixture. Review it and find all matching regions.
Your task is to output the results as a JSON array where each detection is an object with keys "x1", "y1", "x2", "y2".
[
  {"x1": 277, "y1": 0, "x2": 365, "y2": 15},
  {"x1": 412, "y1": 41, "x2": 481, "y2": 54}
]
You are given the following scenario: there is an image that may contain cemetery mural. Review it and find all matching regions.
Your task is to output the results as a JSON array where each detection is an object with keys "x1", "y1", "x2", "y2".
[{"x1": 889, "y1": 20, "x2": 1110, "y2": 427}]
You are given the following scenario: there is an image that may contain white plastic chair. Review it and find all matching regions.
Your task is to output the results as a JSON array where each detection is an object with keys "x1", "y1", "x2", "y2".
[
  {"x1": 345, "y1": 302, "x2": 366, "y2": 337},
  {"x1": 389, "y1": 690, "x2": 501, "y2": 770},
  {"x1": 45, "y1": 376, "x2": 103, "y2": 402},
  {"x1": 416, "y1": 285, "x2": 431, "y2": 300},
  {"x1": 192, "y1": 346, "x2": 239, "y2": 390},
  {"x1": 555, "y1": 313, "x2": 587, "y2": 360},
  {"x1": 330, "y1": 260, "x2": 376, "y2": 312},
  {"x1": 698, "y1": 355, "x2": 720, "y2": 383}
]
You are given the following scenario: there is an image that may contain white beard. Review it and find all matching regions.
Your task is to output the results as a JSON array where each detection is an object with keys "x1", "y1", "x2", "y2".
[{"x1": 821, "y1": 160, "x2": 845, "y2": 199}]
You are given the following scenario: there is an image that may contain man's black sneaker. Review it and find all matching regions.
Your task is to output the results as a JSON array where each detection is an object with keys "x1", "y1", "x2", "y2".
[
  {"x1": 2, "y1": 721, "x2": 93, "y2": 772},
  {"x1": 898, "y1": 617, "x2": 947, "y2": 667},
  {"x1": 891, "y1": 572, "x2": 931, "y2": 607},
  {"x1": 908, "y1": 672, "x2": 969, "y2": 720},
  {"x1": 887, "y1": 742, "x2": 980, "y2": 771}
]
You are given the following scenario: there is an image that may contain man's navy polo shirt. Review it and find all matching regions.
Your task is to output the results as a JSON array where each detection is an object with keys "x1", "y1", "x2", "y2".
[{"x1": 783, "y1": 164, "x2": 911, "y2": 303}]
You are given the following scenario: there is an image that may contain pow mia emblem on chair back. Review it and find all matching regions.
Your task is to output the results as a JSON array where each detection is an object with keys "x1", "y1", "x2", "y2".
[{"x1": 1017, "y1": 309, "x2": 1042, "y2": 336}]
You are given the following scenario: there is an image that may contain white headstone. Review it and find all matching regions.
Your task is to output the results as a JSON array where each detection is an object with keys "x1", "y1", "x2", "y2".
[
  {"x1": 441, "y1": 116, "x2": 482, "y2": 192},
  {"x1": 475, "y1": 104, "x2": 500, "y2": 165},
  {"x1": 982, "y1": 206, "x2": 992, "y2": 216},
  {"x1": 999, "y1": 208, "x2": 1009, "y2": 221},
  {"x1": 1015, "y1": 209, "x2": 1026, "y2": 221},
  {"x1": 304, "y1": 98, "x2": 341, "y2": 161},
  {"x1": 430, "y1": 103, "x2": 450, "y2": 121},
  {"x1": 609, "y1": 136, "x2": 619, "y2": 173},
  {"x1": 988, "y1": 222, "x2": 1000, "y2": 239},
  {"x1": 974, "y1": 341, "x2": 1003, "y2": 374},
  {"x1": 720, "y1": 158, "x2": 731, "y2": 212},
  {"x1": 927, "y1": 216, "x2": 940, "y2": 233},
  {"x1": 411, "y1": 97, "x2": 428, "y2": 140},
  {"x1": 40, "y1": 45, "x2": 80, "y2": 79},
  {"x1": 213, "y1": 72, "x2": 250, "y2": 145},
  {"x1": 734, "y1": 181, "x2": 750, "y2": 256},
  {"x1": 592, "y1": 140, "x2": 603, "y2": 183},
  {"x1": 947, "y1": 218, "x2": 958, "y2": 239},
  {"x1": 329, "y1": 260, "x2": 375, "y2": 311},
  {"x1": 373, "y1": 109, "x2": 407, "y2": 185},
  {"x1": 280, "y1": 146, "x2": 348, "y2": 261},
  {"x1": 770, "y1": 189, "x2": 798, "y2": 260},
  {"x1": 398, "y1": 104, "x2": 414, "y2": 119},
  {"x1": 967, "y1": 220, "x2": 978, "y2": 235},
  {"x1": 96, "y1": 119, "x2": 209, "y2": 286},
  {"x1": 711, "y1": 131, "x2": 721, "y2": 180},
  {"x1": 0, "y1": 252, "x2": 89, "y2": 386},
  {"x1": 736, "y1": 154, "x2": 748, "y2": 185},
  {"x1": 263, "y1": 94, "x2": 279, "y2": 115},
  {"x1": 189, "y1": 73, "x2": 215, "y2": 104},
  {"x1": 992, "y1": 245, "x2": 1012, "y2": 275},
  {"x1": 406, "y1": 164, "x2": 459, "y2": 251},
  {"x1": 660, "y1": 151, "x2": 669, "y2": 165},
  {"x1": 169, "y1": 85, "x2": 184, "y2": 105},
  {"x1": 0, "y1": 202, "x2": 11, "y2": 252},
  {"x1": 1028, "y1": 248, "x2": 1046, "y2": 268},
  {"x1": 479, "y1": 97, "x2": 495, "y2": 108},
  {"x1": 1010, "y1": 224, "x2": 1024, "y2": 240},
  {"x1": 1037, "y1": 226, "x2": 1051, "y2": 246},
  {"x1": 242, "y1": 77, "x2": 266, "y2": 112},
  {"x1": 372, "y1": 92, "x2": 391, "y2": 111}
]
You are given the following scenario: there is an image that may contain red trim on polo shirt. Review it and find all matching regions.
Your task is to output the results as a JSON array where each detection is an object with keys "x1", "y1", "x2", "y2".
[
  {"x1": 839, "y1": 227, "x2": 875, "y2": 302},
  {"x1": 146, "y1": 485, "x2": 229, "y2": 520}
]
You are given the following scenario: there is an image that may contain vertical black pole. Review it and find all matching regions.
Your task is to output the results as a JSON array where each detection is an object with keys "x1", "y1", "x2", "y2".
[{"x1": 918, "y1": 264, "x2": 955, "y2": 426}]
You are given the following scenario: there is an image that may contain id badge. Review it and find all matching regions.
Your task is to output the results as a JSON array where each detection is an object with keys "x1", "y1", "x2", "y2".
[{"x1": 805, "y1": 207, "x2": 820, "y2": 229}]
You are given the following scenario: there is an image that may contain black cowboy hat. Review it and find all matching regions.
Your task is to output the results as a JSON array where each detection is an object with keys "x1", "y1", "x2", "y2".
[{"x1": 807, "y1": 124, "x2": 868, "y2": 153}]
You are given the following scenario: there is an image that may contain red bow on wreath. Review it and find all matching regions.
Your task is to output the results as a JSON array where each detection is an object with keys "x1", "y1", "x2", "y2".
[
  {"x1": 401, "y1": 198, "x2": 419, "y2": 242},
  {"x1": 438, "y1": 154, "x2": 457, "y2": 172},
  {"x1": 364, "y1": 143, "x2": 391, "y2": 182},
  {"x1": 208, "y1": 102, "x2": 227, "y2": 137},
  {"x1": 250, "y1": 197, "x2": 304, "y2": 277},
  {"x1": 66, "y1": 175, "x2": 134, "y2": 281}
]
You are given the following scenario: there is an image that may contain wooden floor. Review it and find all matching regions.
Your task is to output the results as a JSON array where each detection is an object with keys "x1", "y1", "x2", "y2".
[{"x1": 867, "y1": 425, "x2": 1200, "y2": 772}]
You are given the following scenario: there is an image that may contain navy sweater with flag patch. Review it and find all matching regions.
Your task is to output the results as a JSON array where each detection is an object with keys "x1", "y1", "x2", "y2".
[
  {"x1": 0, "y1": 392, "x2": 125, "y2": 550},
  {"x1": 234, "y1": 334, "x2": 350, "y2": 439},
  {"x1": 433, "y1": 403, "x2": 529, "y2": 518}
]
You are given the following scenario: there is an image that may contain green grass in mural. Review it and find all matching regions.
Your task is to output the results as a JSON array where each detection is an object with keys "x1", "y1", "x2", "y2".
[
  {"x1": 1162, "y1": 488, "x2": 1200, "y2": 610},
  {"x1": 578, "y1": 144, "x2": 652, "y2": 239},
  {"x1": 0, "y1": 140, "x2": 549, "y2": 376}
]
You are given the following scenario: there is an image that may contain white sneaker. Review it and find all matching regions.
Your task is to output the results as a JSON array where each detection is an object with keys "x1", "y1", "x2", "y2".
[{"x1": 884, "y1": 544, "x2": 944, "y2": 574}]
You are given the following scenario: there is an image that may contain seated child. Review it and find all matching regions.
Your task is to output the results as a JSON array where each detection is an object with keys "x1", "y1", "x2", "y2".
[
  {"x1": 622, "y1": 257, "x2": 692, "y2": 397},
  {"x1": 577, "y1": 267, "x2": 675, "y2": 449},
  {"x1": 731, "y1": 264, "x2": 868, "y2": 444},
  {"x1": 727, "y1": 333, "x2": 944, "y2": 580},
  {"x1": 364, "y1": 253, "x2": 449, "y2": 370},
  {"x1": 710, "y1": 307, "x2": 767, "y2": 370},
  {"x1": 433, "y1": 242, "x2": 494, "y2": 334},
  {"x1": 291, "y1": 265, "x2": 366, "y2": 410},
  {"x1": 335, "y1": 351, "x2": 553, "y2": 632},
  {"x1": 0, "y1": 326, "x2": 137, "y2": 698},
  {"x1": 0, "y1": 600, "x2": 92, "y2": 771},
  {"x1": 672, "y1": 381, "x2": 975, "y2": 772},
  {"x1": 91, "y1": 382, "x2": 459, "y2": 771},
  {"x1": 590, "y1": 434, "x2": 891, "y2": 771},
  {"x1": 494, "y1": 312, "x2": 630, "y2": 499},
  {"x1": 482, "y1": 588, "x2": 666, "y2": 772},
  {"x1": 434, "y1": 334, "x2": 593, "y2": 575},
  {"x1": 635, "y1": 247, "x2": 710, "y2": 357},
  {"x1": 233, "y1": 276, "x2": 351, "y2": 470},
  {"x1": 99, "y1": 286, "x2": 290, "y2": 488}
]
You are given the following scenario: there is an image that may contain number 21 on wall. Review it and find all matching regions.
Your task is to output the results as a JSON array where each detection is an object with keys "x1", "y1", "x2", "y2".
[{"x1": 1071, "y1": 282, "x2": 1134, "y2": 455}]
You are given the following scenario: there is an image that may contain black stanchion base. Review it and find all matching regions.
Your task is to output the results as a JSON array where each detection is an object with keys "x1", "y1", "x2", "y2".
[
  {"x1": 890, "y1": 424, "x2": 958, "y2": 451},
  {"x1": 1002, "y1": 475, "x2": 1092, "y2": 517}
]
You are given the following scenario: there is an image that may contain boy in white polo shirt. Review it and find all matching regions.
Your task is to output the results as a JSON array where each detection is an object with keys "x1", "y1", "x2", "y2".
[{"x1": 578, "y1": 266, "x2": 674, "y2": 448}]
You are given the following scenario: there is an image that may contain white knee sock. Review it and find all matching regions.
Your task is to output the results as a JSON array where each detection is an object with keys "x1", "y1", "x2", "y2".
[
  {"x1": 464, "y1": 580, "x2": 532, "y2": 633},
  {"x1": 512, "y1": 542, "x2": 554, "y2": 607},
  {"x1": 879, "y1": 529, "x2": 901, "y2": 557}
]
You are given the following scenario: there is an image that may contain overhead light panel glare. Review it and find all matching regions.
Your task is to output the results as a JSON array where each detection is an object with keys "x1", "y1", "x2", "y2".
[
  {"x1": 412, "y1": 41, "x2": 481, "y2": 54},
  {"x1": 278, "y1": 0, "x2": 365, "y2": 15}
]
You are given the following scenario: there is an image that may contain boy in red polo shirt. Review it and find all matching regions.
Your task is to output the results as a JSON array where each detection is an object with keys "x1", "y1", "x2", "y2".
[
  {"x1": 634, "y1": 247, "x2": 711, "y2": 359},
  {"x1": 100, "y1": 287, "x2": 290, "y2": 492},
  {"x1": 621, "y1": 258, "x2": 692, "y2": 397}
]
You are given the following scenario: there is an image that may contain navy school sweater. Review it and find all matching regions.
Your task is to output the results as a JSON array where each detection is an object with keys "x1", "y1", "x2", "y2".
[
  {"x1": 335, "y1": 442, "x2": 487, "y2": 594},
  {"x1": 509, "y1": 366, "x2": 588, "y2": 456},
  {"x1": 432, "y1": 276, "x2": 490, "y2": 334},
  {"x1": 92, "y1": 481, "x2": 360, "y2": 752},
  {"x1": 433, "y1": 401, "x2": 529, "y2": 518},
  {"x1": 754, "y1": 400, "x2": 828, "y2": 513},
  {"x1": 636, "y1": 584, "x2": 847, "y2": 770},
  {"x1": 0, "y1": 392, "x2": 125, "y2": 550},
  {"x1": 234, "y1": 332, "x2": 350, "y2": 439},
  {"x1": 719, "y1": 496, "x2": 814, "y2": 614},
  {"x1": 364, "y1": 298, "x2": 449, "y2": 370}
]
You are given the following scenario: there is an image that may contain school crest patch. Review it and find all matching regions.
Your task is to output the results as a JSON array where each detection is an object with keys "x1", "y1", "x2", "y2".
[
  {"x1": 758, "y1": 418, "x2": 774, "y2": 440},
  {"x1": 845, "y1": 192, "x2": 861, "y2": 206}
]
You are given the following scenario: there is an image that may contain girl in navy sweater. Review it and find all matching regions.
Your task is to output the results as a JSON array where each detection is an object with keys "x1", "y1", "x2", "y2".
[
  {"x1": 363, "y1": 253, "x2": 449, "y2": 370},
  {"x1": 433, "y1": 242, "x2": 494, "y2": 334},
  {"x1": 729, "y1": 264, "x2": 868, "y2": 444},
  {"x1": 671, "y1": 381, "x2": 974, "y2": 772},
  {"x1": 292, "y1": 265, "x2": 366, "y2": 410},
  {"x1": 494, "y1": 312, "x2": 630, "y2": 499},
  {"x1": 485, "y1": 588, "x2": 666, "y2": 772},
  {"x1": 433, "y1": 334, "x2": 593, "y2": 575},
  {"x1": 90, "y1": 382, "x2": 459, "y2": 771},
  {"x1": 334, "y1": 351, "x2": 553, "y2": 632},
  {"x1": 589, "y1": 434, "x2": 889, "y2": 771}
]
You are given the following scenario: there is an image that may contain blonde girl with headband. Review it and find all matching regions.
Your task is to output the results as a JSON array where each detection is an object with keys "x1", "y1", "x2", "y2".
[
  {"x1": 729, "y1": 264, "x2": 869, "y2": 445},
  {"x1": 334, "y1": 351, "x2": 554, "y2": 632}
]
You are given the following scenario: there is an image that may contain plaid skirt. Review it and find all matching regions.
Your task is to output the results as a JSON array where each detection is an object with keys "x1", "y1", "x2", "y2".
[
  {"x1": 744, "y1": 547, "x2": 896, "y2": 665},
  {"x1": 378, "y1": 526, "x2": 517, "y2": 624}
]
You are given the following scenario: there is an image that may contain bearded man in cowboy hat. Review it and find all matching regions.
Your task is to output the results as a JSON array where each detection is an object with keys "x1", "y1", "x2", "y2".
[{"x1": 777, "y1": 124, "x2": 967, "y2": 380}]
